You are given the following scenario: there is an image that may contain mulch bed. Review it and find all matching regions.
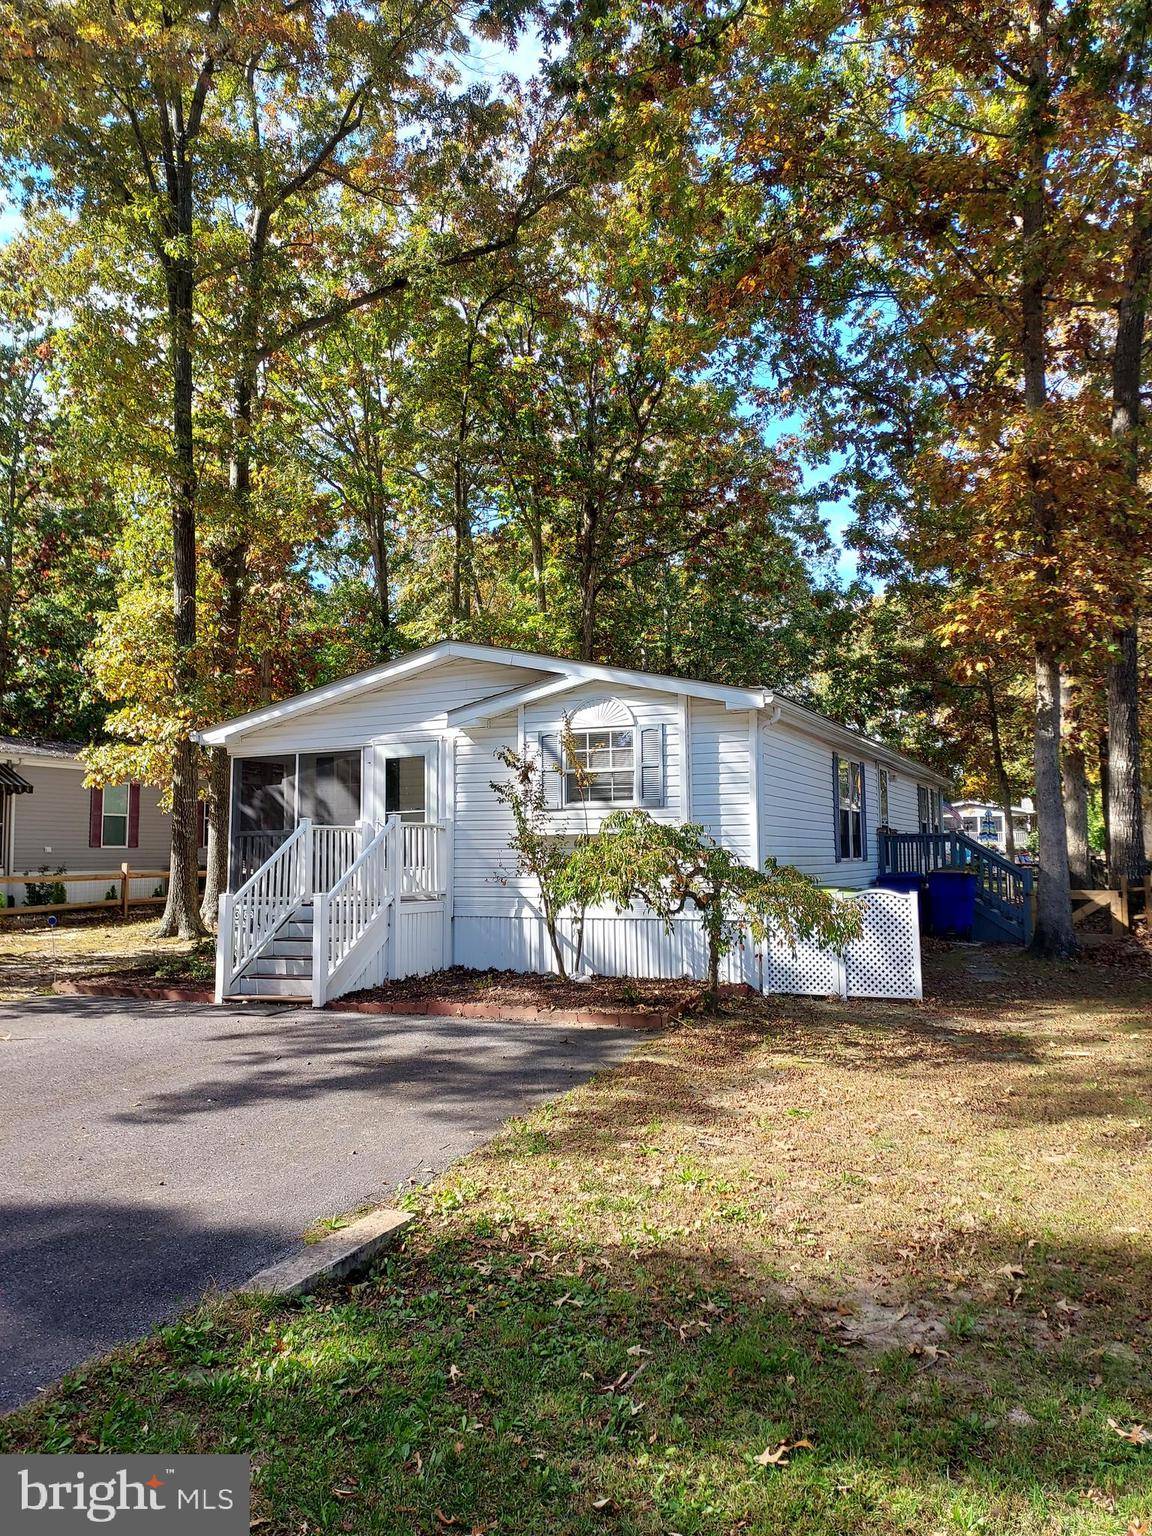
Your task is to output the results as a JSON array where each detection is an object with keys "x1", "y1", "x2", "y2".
[{"x1": 333, "y1": 967, "x2": 748, "y2": 1028}]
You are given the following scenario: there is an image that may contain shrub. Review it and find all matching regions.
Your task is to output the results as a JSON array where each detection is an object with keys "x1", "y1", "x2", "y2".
[
  {"x1": 559, "y1": 812, "x2": 863, "y2": 1007},
  {"x1": 24, "y1": 866, "x2": 67, "y2": 907}
]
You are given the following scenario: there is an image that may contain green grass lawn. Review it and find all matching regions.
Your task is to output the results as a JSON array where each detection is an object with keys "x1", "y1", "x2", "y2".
[{"x1": 3, "y1": 946, "x2": 1151, "y2": 1534}]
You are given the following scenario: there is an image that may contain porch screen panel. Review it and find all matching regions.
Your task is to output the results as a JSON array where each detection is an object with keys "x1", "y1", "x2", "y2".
[
  {"x1": 237, "y1": 758, "x2": 293, "y2": 831},
  {"x1": 302, "y1": 751, "x2": 362, "y2": 826}
]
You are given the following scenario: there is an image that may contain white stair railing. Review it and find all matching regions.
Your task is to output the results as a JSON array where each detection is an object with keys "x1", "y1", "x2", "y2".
[
  {"x1": 312, "y1": 817, "x2": 398, "y2": 1007},
  {"x1": 401, "y1": 821, "x2": 446, "y2": 898},
  {"x1": 216, "y1": 819, "x2": 311, "y2": 1002}
]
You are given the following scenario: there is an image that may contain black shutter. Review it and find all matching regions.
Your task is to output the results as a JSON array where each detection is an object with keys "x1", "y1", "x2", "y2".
[
  {"x1": 539, "y1": 733, "x2": 563, "y2": 809},
  {"x1": 639, "y1": 725, "x2": 665, "y2": 807},
  {"x1": 832, "y1": 751, "x2": 842, "y2": 862}
]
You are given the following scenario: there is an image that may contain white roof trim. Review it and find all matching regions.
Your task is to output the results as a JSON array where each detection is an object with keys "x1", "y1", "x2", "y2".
[
  {"x1": 195, "y1": 641, "x2": 765, "y2": 745},
  {"x1": 447, "y1": 675, "x2": 584, "y2": 726}
]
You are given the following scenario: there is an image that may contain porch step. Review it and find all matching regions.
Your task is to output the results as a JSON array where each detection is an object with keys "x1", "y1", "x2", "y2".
[
  {"x1": 268, "y1": 939, "x2": 312, "y2": 958},
  {"x1": 277, "y1": 919, "x2": 314, "y2": 942},
  {"x1": 227, "y1": 975, "x2": 312, "y2": 999},
  {"x1": 248, "y1": 956, "x2": 312, "y2": 979}
]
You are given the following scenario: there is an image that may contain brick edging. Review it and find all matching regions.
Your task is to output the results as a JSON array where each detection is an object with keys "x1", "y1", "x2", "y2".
[{"x1": 52, "y1": 977, "x2": 213, "y2": 1003}]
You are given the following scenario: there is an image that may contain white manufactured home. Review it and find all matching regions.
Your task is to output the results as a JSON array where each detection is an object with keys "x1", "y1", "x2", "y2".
[{"x1": 196, "y1": 643, "x2": 954, "y2": 1006}]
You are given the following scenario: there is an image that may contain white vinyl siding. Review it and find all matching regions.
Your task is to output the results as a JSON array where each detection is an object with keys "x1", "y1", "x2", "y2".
[
  {"x1": 231, "y1": 659, "x2": 548, "y2": 754},
  {"x1": 524, "y1": 688, "x2": 682, "y2": 835},
  {"x1": 689, "y1": 702, "x2": 755, "y2": 863}
]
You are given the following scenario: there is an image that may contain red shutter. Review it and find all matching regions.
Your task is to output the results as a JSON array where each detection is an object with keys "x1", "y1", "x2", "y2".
[
  {"x1": 127, "y1": 783, "x2": 141, "y2": 848},
  {"x1": 89, "y1": 786, "x2": 104, "y2": 848}
]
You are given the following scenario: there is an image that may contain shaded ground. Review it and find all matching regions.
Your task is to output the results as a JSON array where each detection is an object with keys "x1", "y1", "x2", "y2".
[
  {"x1": 0, "y1": 996, "x2": 634, "y2": 1411},
  {"x1": 0, "y1": 912, "x2": 202, "y2": 1001},
  {"x1": 3, "y1": 945, "x2": 1150, "y2": 1533}
]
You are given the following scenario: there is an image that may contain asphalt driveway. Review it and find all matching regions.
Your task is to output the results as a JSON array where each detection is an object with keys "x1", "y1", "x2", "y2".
[{"x1": 0, "y1": 997, "x2": 636, "y2": 1413}]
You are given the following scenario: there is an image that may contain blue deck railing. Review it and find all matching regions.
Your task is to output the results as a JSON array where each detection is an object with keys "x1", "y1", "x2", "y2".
[{"x1": 878, "y1": 829, "x2": 1035, "y2": 944}]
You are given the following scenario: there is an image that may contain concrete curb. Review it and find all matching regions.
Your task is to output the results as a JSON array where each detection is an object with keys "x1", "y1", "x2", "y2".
[{"x1": 239, "y1": 1208, "x2": 414, "y2": 1298}]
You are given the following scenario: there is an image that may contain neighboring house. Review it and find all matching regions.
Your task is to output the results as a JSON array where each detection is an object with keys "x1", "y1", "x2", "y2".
[
  {"x1": 196, "y1": 642, "x2": 950, "y2": 1004},
  {"x1": 0, "y1": 737, "x2": 202, "y2": 906},
  {"x1": 947, "y1": 797, "x2": 1034, "y2": 855}
]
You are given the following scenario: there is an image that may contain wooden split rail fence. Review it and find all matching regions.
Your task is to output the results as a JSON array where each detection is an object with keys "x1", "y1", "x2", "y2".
[{"x1": 0, "y1": 864, "x2": 204, "y2": 919}]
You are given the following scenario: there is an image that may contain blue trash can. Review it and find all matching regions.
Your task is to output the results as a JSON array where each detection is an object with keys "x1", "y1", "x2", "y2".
[
  {"x1": 926, "y1": 869, "x2": 977, "y2": 938},
  {"x1": 876, "y1": 873, "x2": 927, "y2": 929}
]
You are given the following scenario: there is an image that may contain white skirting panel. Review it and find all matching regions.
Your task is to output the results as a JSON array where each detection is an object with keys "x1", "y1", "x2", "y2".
[
  {"x1": 395, "y1": 902, "x2": 447, "y2": 980},
  {"x1": 452, "y1": 890, "x2": 922, "y2": 1001}
]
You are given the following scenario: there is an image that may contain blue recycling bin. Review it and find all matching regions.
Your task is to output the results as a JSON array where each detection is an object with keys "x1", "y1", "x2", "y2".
[
  {"x1": 926, "y1": 869, "x2": 977, "y2": 938},
  {"x1": 876, "y1": 873, "x2": 927, "y2": 929}
]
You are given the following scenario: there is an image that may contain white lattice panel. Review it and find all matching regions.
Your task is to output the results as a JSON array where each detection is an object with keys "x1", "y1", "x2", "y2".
[
  {"x1": 842, "y1": 889, "x2": 922, "y2": 999},
  {"x1": 762, "y1": 932, "x2": 843, "y2": 996}
]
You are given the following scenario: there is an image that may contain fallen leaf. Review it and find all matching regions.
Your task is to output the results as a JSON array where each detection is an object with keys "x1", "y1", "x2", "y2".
[{"x1": 1108, "y1": 1419, "x2": 1151, "y2": 1446}]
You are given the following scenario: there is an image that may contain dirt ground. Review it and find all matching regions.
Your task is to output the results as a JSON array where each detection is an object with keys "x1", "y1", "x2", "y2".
[{"x1": 0, "y1": 911, "x2": 202, "y2": 1000}]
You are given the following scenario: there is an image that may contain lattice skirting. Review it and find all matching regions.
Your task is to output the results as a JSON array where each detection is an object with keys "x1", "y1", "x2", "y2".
[{"x1": 451, "y1": 889, "x2": 922, "y2": 1001}]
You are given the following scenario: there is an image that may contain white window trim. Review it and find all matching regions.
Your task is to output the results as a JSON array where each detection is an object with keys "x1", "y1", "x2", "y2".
[{"x1": 560, "y1": 725, "x2": 641, "y2": 810}]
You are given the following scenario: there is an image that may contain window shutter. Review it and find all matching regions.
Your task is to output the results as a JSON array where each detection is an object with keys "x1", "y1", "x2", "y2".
[
  {"x1": 859, "y1": 763, "x2": 868, "y2": 860},
  {"x1": 197, "y1": 799, "x2": 207, "y2": 849},
  {"x1": 832, "y1": 753, "x2": 842, "y2": 861},
  {"x1": 538, "y1": 733, "x2": 563, "y2": 809},
  {"x1": 127, "y1": 783, "x2": 141, "y2": 848},
  {"x1": 89, "y1": 786, "x2": 103, "y2": 848},
  {"x1": 639, "y1": 725, "x2": 665, "y2": 808}
]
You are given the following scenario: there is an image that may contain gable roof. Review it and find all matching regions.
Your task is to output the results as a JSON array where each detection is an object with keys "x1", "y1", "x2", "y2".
[
  {"x1": 192, "y1": 640, "x2": 950, "y2": 787},
  {"x1": 192, "y1": 641, "x2": 765, "y2": 747}
]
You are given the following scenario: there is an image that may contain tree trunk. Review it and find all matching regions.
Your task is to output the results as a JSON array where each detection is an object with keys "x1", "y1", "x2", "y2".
[
  {"x1": 1021, "y1": 4, "x2": 1074, "y2": 957},
  {"x1": 1106, "y1": 630, "x2": 1145, "y2": 881},
  {"x1": 156, "y1": 256, "x2": 207, "y2": 940},
  {"x1": 365, "y1": 494, "x2": 392, "y2": 655},
  {"x1": 1033, "y1": 649, "x2": 1076, "y2": 954},
  {"x1": 983, "y1": 676, "x2": 1017, "y2": 860},
  {"x1": 1105, "y1": 201, "x2": 1152, "y2": 882},
  {"x1": 1099, "y1": 731, "x2": 1112, "y2": 869},
  {"x1": 1060, "y1": 675, "x2": 1090, "y2": 887}
]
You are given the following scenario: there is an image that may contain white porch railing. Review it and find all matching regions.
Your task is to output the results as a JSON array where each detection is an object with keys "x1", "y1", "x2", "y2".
[
  {"x1": 217, "y1": 817, "x2": 450, "y2": 1003},
  {"x1": 312, "y1": 817, "x2": 397, "y2": 1007},
  {"x1": 311, "y1": 824, "x2": 361, "y2": 895},
  {"x1": 401, "y1": 820, "x2": 446, "y2": 898},
  {"x1": 216, "y1": 819, "x2": 311, "y2": 1001}
]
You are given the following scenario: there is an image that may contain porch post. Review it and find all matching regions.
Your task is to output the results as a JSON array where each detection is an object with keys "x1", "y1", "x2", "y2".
[
  {"x1": 387, "y1": 814, "x2": 403, "y2": 979},
  {"x1": 215, "y1": 891, "x2": 233, "y2": 1003}
]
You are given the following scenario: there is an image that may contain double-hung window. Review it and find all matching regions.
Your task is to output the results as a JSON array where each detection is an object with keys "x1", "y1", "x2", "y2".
[
  {"x1": 102, "y1": 784, "x2": 130, "y2": 847},
  {"x1": 917, "y1": 785, "x2": 941, "y2": 834},
  {"x1": 564, "y1": 729, "x2": 635, "y2": 805},
  {"x1": 878, "y1": 766, "x2": 891, "y2": 828},
  {"x1": 837, "y1": 758, "x2": 864, "y2": 860}
]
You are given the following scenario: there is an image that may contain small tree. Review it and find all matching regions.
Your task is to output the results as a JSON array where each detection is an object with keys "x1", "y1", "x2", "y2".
[
  {"x1": 490, "y1": 736, "x2": 591, "y2": 980},
  {"x1": 559, "y1": 812, "x2": 863, "y2": 1007}
]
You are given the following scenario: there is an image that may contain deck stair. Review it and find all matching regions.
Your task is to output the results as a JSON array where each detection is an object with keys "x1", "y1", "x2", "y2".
[{"x1": 878, "y1": 829, "x2": 1035, "y2": 944}]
